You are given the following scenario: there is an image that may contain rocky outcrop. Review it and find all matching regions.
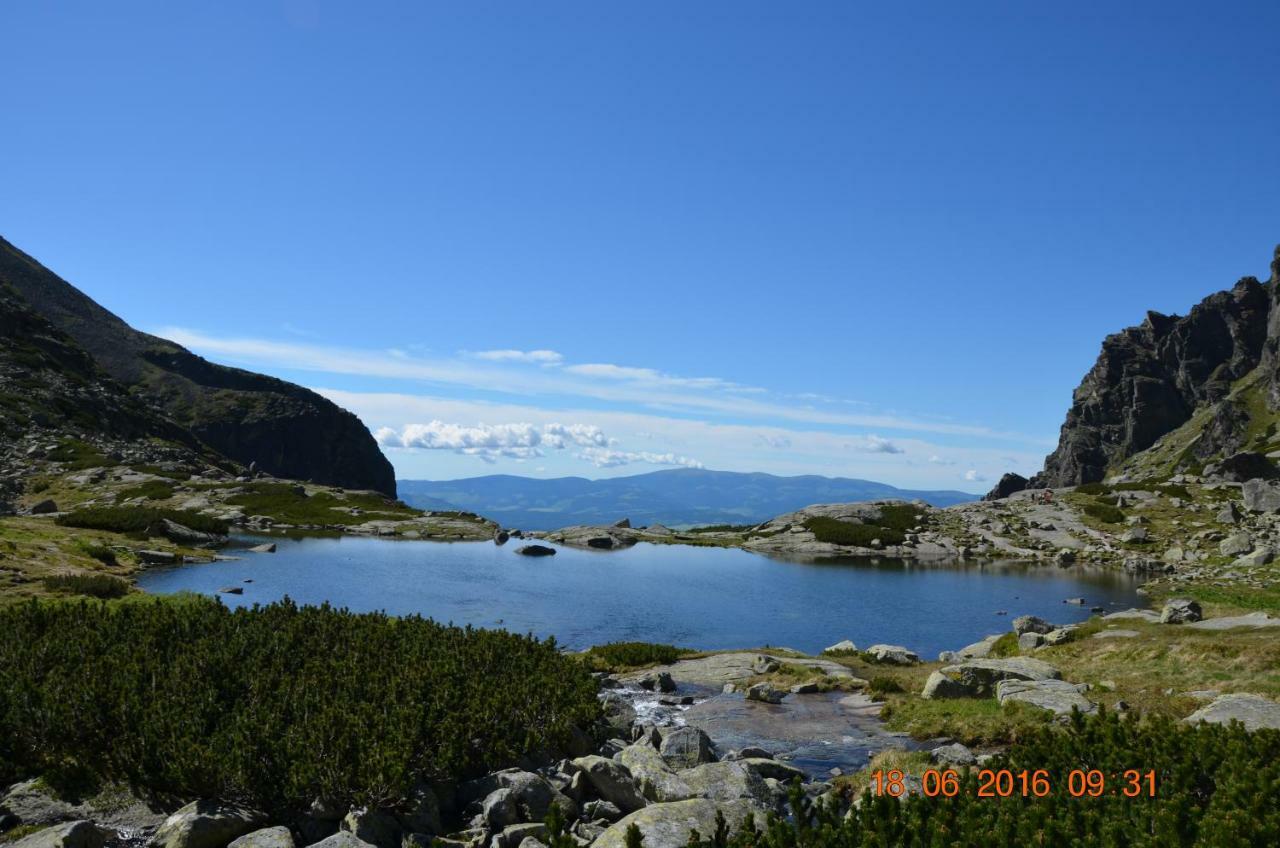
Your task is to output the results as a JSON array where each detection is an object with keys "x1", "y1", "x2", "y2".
[
  {"x1": 984, "y1": 473, "x2": 1028, "y2": 501},
  {"x1": 0, "y1": 236, "x2": 395, "y2": 495},
  {"x1": 1031, "y1": 268, "x2": 1273, "y2": 487}
]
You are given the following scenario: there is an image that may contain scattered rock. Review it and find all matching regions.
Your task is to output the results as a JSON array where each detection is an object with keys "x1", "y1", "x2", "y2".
[
  {"x1": 1011, "y1": 615, "x2": 1054, "y2": 636},
  {"x1": 228, "y1": 828, "x2": 295, "y2": 848},
  {"x1": 138, "y1": 550, "x2": 180, "y2": 565},
  {"x1": 592, "y1": 800, "x2": 758, "y2": 848},
  {"x1": 341, "y1": 808, "x2": 401, "y2": 848},
  {"x1": 570, "y1": 757, "x2": 648, "y2": 813},
  {"x1": 996, "y1": 679, "x2": 1096, "y2": 716},
  {"x1": 247, "y1": 543, "x2": 276, "y2": 554},
  {"x1": 921, "y1": 670, "x2": 977, "y2": 700},
  {"x1": 1160, "y1": 598, "x2": 1203, "y2": 624},
  {"x1": 218, "y1": 586, "x2": 244, "y2": 595},
  {"x1": 864, "y1": 644, "x2": 919, "y2": 665},
  {"x1": 744, "y1": 682, "x2": 785, "y2": 704},
  {"x1": 12, "y1": 821, "x2": 108, "y2": 848},
  {"x1": 929, "y1": 743, "x2": 976, "y2": 767},
  {"x1": 1242, "y1": 478, "x2": 1280, "y2": 513},
  {"x1": 936, "y1": 658, "x2": 1061, "y2": 695},
  {"x1": 658, "y1": 727, "x2": 715, "y2": 770},
  {"x1": 1219, "y1": 532, "x2": 1253, "y2": 557},
  {"x1": 515, "y1": 545, "x2": 556, "y2": 557},
  {"x1": 150, "y1": 800, "x2": 266, "y2": 848}
]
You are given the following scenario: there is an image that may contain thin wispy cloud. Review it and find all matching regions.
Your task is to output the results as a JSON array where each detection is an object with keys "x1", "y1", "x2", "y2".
[
  {"x1": 376, "y1": 420, "x2": 612, "y2": 463},
  {"x1": 470, "y1": 349, "x2": 564, "y2": 364},
  {"x1": 154, "y1": 327, "x2": 1052, "y2": 445},
  {"x1": 576, "y1": 447, "x2": 704, "y2": 469}
]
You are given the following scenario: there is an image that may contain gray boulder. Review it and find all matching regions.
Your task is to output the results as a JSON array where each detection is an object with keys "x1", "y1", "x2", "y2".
[
  {"x1": 1042, "y1": 626, "x2": 1078, "y2": 646},
  {"x1": 738, "y1": 758, "x2": 806, "y2": 783},
  {"x1": 150, "y1": 801, "x2": 266, "y2": 848},
  {"x1": 822, "y1": 640, "x2": 857, "y2": 655},
  {"x1": 996, "y1": 679, "x2": 1096, "y2": 716},
  {"x1": 929, "y1": 743, "x2": 976, "y2": 767},
  {"x1": 570, "y1": 756, "x2": 648, "y2": 813},
  {"x1": 12, "y1": 822, "x2": 108, "y2": 848},
  {"x1": 1011, "y1": 615, "x2": 1054, "y2": 635},
  {"x1": 1160, "y1": 598, "x2": 1203, "y2": 624},
  {"x1": 864, "y1": 644, "x2": 919, "y2": 665},
  {"x1": 309, "y1": 834, "x2": 377, "y2": 848},
  {"x1": 29, "y1": 499, "x2": 59, "y2": 515},
  {"x1": 677, "y1": 762, "x2": 770, "y2": 805},
  {"x1": 1017, "y1": 632, "x2": 1044, "y2": 651},
  {"x1": 227, "y1": 828, "x2": 294, "y2": 848},
  {"x1": 937, "y1": 658, "x2": 1061, "y2": 695},
  {"x1": 491, "y1": 824, "x2": 547, "y2": 848},
  {"x1": 1219, "y1": 532, "x2": 1253, "y2": 556},
  {"x1": 592, "y1": 800, "x2": 758, "y2": 848},
  {"x1": 341, "y1": 809, "x2": 401, "y2": 848},
  {"x1": 1242, "y1": 479, "x2": 1280, "y2": 513},
  {"x1": 921, "y1": 670, "x2": 977, "y2": 700},
  {"x1": 617, "y1": 744, "x2": 693, "y2": 803},
  {"x1": 1186, "y1": 693, "x2": 1280, "y2": 731},
  {"x1": 658, "y1": 727, "x2": 714, "y2": 769}
]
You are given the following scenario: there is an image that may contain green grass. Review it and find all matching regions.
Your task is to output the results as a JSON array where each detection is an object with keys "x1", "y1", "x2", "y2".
[
  {"x1": 866, "y1": 675, "x2": 905, "y2": 698},
  {"x1": 988, "y1": 631, "x2": 1020, "y2": 657},
  {"x1": 130, "y1": 465, "x2": 192, "y2": 481},
  {"x1": 76, "y1": 542, "x2": 117, "y2": 566},
  {"x1": 1082, "y1": 499, "x2": 1125, "y2": 524},
  {"x1": 46, "y1": 439, "x2": 110, "y2": 470},
  {"x1": 802, "y1": 504, "x2": 924, "y2": 547},
  {"x1": 56, "y1": 506, "x2": 228, "y2": 536},
  {"x1": 879, "y1": 695, "x2": 1055, "y2": 747}
]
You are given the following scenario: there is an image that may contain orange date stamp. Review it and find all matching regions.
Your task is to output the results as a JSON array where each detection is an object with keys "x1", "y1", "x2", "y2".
[{"x1": 871, "y1": 768, "x2": 1157, "y2": 798}]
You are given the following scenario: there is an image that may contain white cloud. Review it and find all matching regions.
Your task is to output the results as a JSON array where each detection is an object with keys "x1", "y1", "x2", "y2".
[
  {"x1": 756, "y1": 435, "x2": 792, "y2": 449},
  {"x1": 576, "y1": 448, "x2": 704, "y2": 469},
  {"x1": 964, "y1": 469, "x2": 987, "y2": 482},
  {"x1": 849, "y1": 434, "x2": 904, "y2": 454},
  {"x1": 471, "y1": 349, "x2": 563, "y2": 364},
  {"x1": 376, "y1": 420, "x2": 611, "y2": 463},
  {"x1": 928, "y1": 455, "x2": 956, "y2": 465}
]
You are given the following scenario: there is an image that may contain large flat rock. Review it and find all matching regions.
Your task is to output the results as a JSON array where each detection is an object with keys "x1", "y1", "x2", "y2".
[
  {"x1": 624, "y1": 652, "x2": 857, "y2": 687},
  {"x1": 996, "y1": 679, "x2": 1096, "y2": 716},
  {"x1": 1186, "y1": 693, "x2": 1280, "y2": 731},
  {"x1": 593, "y1": 800, "x2": 759, "y2": 848},
  {"x1": 1187, "y1": 612, "x2": 1280, "y2": 631}
]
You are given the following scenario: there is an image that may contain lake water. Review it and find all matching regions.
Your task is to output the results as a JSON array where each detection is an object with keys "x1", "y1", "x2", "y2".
[{"x1": 136, "y1": 536, "x2": 1147, "y2": 657}]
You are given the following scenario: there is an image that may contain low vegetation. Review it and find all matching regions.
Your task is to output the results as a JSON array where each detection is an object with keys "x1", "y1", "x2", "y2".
[
  {"x1": 0, "y1": 597, "x2": 601, "y2": 815},
  {"x1": 117, "y1": 480, "x2": 176, "y2": 501},
  {"x1": 41, "y1": 573, "x2": 130, "y2": 599},
  {"x1": 803, "y1": 504, "x2": 925, "y2": 547},
  {"x1": 226, "y1": 482, "x2": 419, "y2": 526},
  {"x1": 55, "y1": 506, "x2": 228, "y2": 536},
  {"x1": 584, "y1": 641, "x2": 697, "y2": 672},
  {"x1": 691, "y1": 711, "x2": 1280, "y2": 847}
]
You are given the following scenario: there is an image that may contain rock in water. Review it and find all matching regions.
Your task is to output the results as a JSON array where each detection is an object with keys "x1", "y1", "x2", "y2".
[
  {"x1": 744, "y1": 682, "x2": 785, "y2": 704},
  {"x1": 516, "y1": 545, "x2": 556, "y2": 557}
]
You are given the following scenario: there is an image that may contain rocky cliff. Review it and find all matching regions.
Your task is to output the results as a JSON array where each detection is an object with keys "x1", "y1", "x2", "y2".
[
  {"x1": 0, "y1": 236, "x2": 396, "y2": 496},
  {"x1": 1026, "y1": 244, "x2": 1280, "y2": 489}
]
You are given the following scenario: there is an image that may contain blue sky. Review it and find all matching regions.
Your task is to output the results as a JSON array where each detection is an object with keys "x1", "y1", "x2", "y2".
[{"x1": 3, "y1": 2, "x2": 1279, "y2": 488}]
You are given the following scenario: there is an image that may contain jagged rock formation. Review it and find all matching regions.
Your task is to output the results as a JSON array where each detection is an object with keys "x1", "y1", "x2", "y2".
[
  {"x1": 984, "y1": 473, "x2": 1028, "y2": 501},
  {"x1": 1030, "y1": 245, "x2": 1280, "y2": 488},
  {"x1": 0, "y1": 236, "x2": 395, "y2": 495}
]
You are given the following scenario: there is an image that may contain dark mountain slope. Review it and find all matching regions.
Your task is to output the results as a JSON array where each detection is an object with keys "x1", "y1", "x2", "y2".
[
  {"x1": 0, "y1": 236, "x2": 395, "y2": 495},
  {"x1": 1022, "y1": 243, "x2": 1280, "y2": 490},
  {"x1": 399, "y1": 468, "x2": 977, "y2": 530}
]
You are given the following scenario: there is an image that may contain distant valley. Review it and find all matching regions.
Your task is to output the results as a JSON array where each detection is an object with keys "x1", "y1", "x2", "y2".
[{"x1": 397, "y1": 468, "x2": 979, "y2": 530}]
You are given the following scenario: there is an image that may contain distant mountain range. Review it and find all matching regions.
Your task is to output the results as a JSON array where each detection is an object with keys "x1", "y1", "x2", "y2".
[{"x1": 397, "y1": 468, "x2": 979, "y2": 530}]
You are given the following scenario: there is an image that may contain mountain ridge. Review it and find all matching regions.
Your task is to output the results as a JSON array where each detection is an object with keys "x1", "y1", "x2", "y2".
[{"x1": 399, "y1": 467, "x2": 978, "y2": 530}]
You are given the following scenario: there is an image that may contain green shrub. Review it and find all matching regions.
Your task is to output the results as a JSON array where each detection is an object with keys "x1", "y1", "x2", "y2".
[
  {"x1": 866, "y1": 676, "x2": 905, "y2": 698},
  {"x1": 804, "y1": 517, "x2": 905, "y2": 546},
  {"x1": 0, "y1": 598, "x2": 600, "y2": 815},
  {"x1": 585, "y1": 641, "x2": 695, "y2": 671},
  {"x1": 77, "y1": 543, "x2": 117, "y2": 566},
  {"x1": 41, "y1": 574, "x2": 130, "y2": 599},
  {"x1": 56, "y1": 507, "x2": 228, "y2": 536},
  {"x1": 1082, "y1": 500, "x2": 1125, "y2": 525},
  {"x1": 1074, "y1": 482, "x2": 1110, "y2": 496},
  {"x1": 687, "y1": 710, "x2": 1280, "y2": 847},
  {"x1": 227, "y1": 483, "x2": 419, "y2": 526},
  {"x1": 46, "y1": 439, "x2": 109, "y2": 470},
  {"x1": 118, "y1": 481, "x2": 176, "y2": 501},
  {"x1": 130, "y1": 465, "x2": 192, "y2": 481}
]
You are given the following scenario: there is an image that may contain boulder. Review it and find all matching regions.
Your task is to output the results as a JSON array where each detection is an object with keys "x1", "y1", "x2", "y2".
[
  {"x1": 1011, "y1": 615, "x2": 1054, "y2": 635},
  {"x1": 398, "y1": 782, "x2": 442, "y2": 836},
  {"x1": 1232, "y1": 547, "x2": 1275, "y2": 567},
  {"x1": 491, "y1": 824, "x2": 547, "y2": 848},
  {"x1": 228, "y1": 828, "x2": 294, "y2": 848},
  {"x1": 996, "y1": 679, "x2": 1096, "y2": 716},
  {"x1": 744, "y1": 682, "x2": 785, "y2": 704},
  {"x1": 749, "y1": 656, "x2": 779, "y2": 674},
  {"x1": 150, "y1": 801, "x2": 267, "y2": 848},
  {"x1": 309, "y1": 834, "x2": 377, "y2": 848},
  {"x1": 937, "y1": 658, "x2": 1061, "y2": 695},
  {"x1": 28, "y1": 499, "x2": 58, "y2": 515},
  {"x1": 138, "y1": 550, "x2": 180, "y2": 565},
  {"x1": 341, "y1": 808, "x2": 401, "y2": 848},
  {"x1": 954, "y1": 635, "x2": 1001, "y2": 658},
  {"x1": 569, "y1": 756, "x2": 648, "y2": 813},
  {"x1": 11, "y1": 822, "x2": 108, "y2": 848},
  {"x1": 864, "y1": 644, "x2": 919, "y2": 665},
  {"x1": 677, "y1": 762, "x2": 770, "y2": 805},
  {"x1": 1217, "y1": 501, "x2": 1243, "y2": 524},
  {"x1": 1160, "y1": 598, "x2": 1203, "y2": 624},
  {"x1": 515, "y1": 545, "x2": 556, "y2": 557},
  {"x1": 658, "y1": 727, "x2": 714, "y2": 769},
  {"x1": 613, "y1": 519, "x2": 632, "y2": 529},
  {"x1": 1119, "y1": 528, "x2": 1148, "y2": 543},
  {"x1": 617, "y1": 744, "x2": 694, "y2": 803},
  {"x1": 1017, "y1": 632, "x2": 1044, "y2": 651},
  {"x1": 822, "y1": 639, "x2": 857, "y2": 655},
  {"x1": 1042, "y1": 626, "x2": 1078, "y2": 646},
  {"x1": 247, "y1": 543, "x2": 276, "y2": 554},
  {"x1": 929, "y1": 743, "x2": 976, "y2": 767},
  {"x1": 1124, "y1": 556, "x2": 1174, "y2": 573},
  {"x1": 738, "y1": 759, "x2": 806, "y2": 784},
  {"x1": 1219, "y1": 532, "x2": 1253, "y2": 557},
  {"x1": 582, "y1": 800, "x2": 623, "y2": 823},
  {"x1": 1211, "y1": 452, "x2": 1278, "y2": 482},
  {"x1": 481, "y1": 789, "x2": 519, "y2": 830},
  {"x1": 151, "y1": 519, "x2": 225, "y2": 547},
  {"x1": 1186, "y1": 693, "x2": 1280, "y2": 731},
  {"x1": 592, "y1": 799, "x2": 758, "y2": 848},
  {"x1": 921, "y1": 670, "x2": 977, "y2": 700},
  {"x1": 1242, "y1": 478, "x2": 1280, "y2": 513},
  {"x1": 494, "y1": 530, "x2": 510, "y2": 545},
  {"x1": 600, "y1": 693, "x2": 637, "y2": 735},
  {"x1": 639, "y1": 672, "x2": 676, "y2": 694}
]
